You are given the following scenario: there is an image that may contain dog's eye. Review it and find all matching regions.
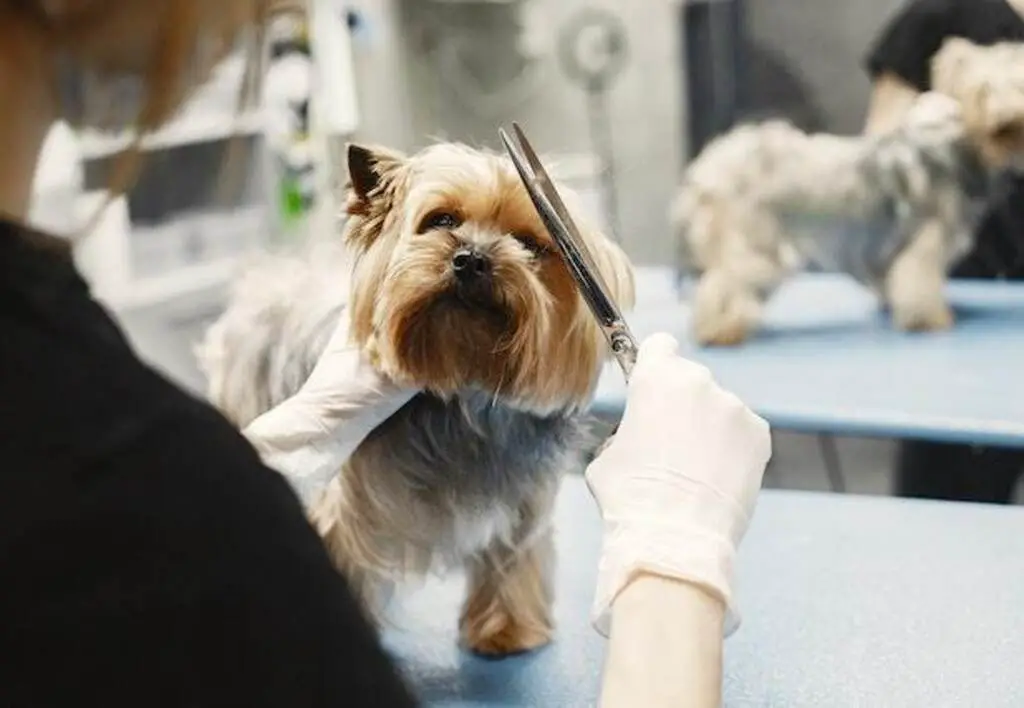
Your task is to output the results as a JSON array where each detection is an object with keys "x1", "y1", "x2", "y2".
[
  {"x1": 419, "y1": 211, "x2": 462, "y2": 233},
  {"x1": 513, "y1": 233, "x2": 551, "y2": 258}
]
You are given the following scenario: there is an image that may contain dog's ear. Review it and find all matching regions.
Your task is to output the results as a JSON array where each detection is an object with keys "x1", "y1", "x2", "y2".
[
  {"x1": 342, "y1": 144, "x2": 409, "y2": 251},
  {"x1": 346, "y1": 143, "x2": 407, "y2": 205},
  {"x1": 932, "y1": 37, "x2": 980, "y2": 99}
]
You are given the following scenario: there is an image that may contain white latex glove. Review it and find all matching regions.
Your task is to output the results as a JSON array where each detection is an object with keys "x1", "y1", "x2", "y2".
[
  {"x1": 586, "y1": 333, "x2": 771, "y2": 637},
  {"x1": 243, "y1": 311, "x2": 419, "y2": 508}
]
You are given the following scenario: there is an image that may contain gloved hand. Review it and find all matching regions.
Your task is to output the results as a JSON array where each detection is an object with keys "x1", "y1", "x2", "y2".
[
  {"x1": 243, "y1": 310, "x2": 419, "y2": 508},
  {"x1": 586, "y1": 333, "x2": 771, "y2": 637}
]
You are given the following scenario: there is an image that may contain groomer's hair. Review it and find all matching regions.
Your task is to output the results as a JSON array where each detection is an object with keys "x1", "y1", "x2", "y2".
[{"x1": 9, "y1": 0, "x2": 304, "y2": 203}]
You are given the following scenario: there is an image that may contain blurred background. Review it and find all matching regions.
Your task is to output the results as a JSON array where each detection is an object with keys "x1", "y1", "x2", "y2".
[{"x1": 30, "y1": 0, "x2": 1006, "y2": 499}]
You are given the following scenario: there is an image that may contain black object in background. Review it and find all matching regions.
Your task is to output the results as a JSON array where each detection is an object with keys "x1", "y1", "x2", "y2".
[{"x1": 682, "y1": 0, "x2": 746, "y2": 159}]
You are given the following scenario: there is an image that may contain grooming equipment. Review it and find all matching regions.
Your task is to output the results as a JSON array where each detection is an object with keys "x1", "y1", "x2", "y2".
[{"x1": 499, "y1": 123, "x2": 638, "y2": 379}]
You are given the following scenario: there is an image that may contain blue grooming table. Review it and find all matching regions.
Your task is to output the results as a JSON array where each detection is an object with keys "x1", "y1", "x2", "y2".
[
  {"x1": 383, "y1": 476, "x2": 1024, "y2": 707},
  {"x1": 593, "y1": 267, "x2": 1024, "y2": 447}
]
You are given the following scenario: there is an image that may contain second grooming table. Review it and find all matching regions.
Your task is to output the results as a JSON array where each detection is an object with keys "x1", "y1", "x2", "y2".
[{"x1": 592, "y1": 267, "x2": 1024, "y2": 447}]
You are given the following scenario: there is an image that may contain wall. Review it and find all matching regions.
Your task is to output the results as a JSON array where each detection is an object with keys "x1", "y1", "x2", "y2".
[
  {"x1": 348, "y1": 0, "x2": 685, "y2": 266},
  {"x1": 345, "y1": 0, "x2": 915, "y2": 266},
  {"x1": 744, "y1": 0, "x2": 906, "y2": 134}
]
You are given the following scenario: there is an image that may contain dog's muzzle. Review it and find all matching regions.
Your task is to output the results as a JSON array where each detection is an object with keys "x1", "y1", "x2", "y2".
[
  {"x1": 452, "y1": 248, "x2": 492, "y2": 282},
  {"x1": 451, "y1": 247, "x2": 497, "y2": 303}
]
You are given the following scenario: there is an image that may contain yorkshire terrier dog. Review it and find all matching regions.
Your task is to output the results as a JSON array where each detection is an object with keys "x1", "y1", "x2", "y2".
[
  {"x1": 198, "y1": 142, "x2": 634, "y2": 655},
  {"x1": 671, "y1": 37, "x2": 1024, "y2": 346}
]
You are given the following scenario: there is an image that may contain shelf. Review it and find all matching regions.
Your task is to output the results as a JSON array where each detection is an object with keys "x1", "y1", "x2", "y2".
[
  {"x1": 103, "y1": 256, "x2": 242, "y2": 313},
  {"x1": 78, "y1": 110, "x2": 265, "y2": 161}
]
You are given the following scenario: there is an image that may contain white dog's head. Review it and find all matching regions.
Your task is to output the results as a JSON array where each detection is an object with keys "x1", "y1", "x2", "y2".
[{"x1": 932, "y1": 37, "x2": 1024, "y2": 170}]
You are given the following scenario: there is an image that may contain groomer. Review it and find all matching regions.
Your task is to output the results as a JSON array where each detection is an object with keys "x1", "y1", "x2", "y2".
[
  {"x1": 865, "y1": 0, "x2": 1024, "y2": 503},
  {"x1": 0, "y1": 1, "x2": 769, "y2": 706}
]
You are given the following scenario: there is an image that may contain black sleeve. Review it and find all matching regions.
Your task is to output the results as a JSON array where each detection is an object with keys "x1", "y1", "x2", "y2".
[
  {"x1": 0, "y1": 402, "x2": 418, "y2": 708},
  {"x1": 951, "y1": 173, "x2": 1024, "y2": 280},
  {"x1": 865, "y1": 0, "x2": 957, "y2": 91}
]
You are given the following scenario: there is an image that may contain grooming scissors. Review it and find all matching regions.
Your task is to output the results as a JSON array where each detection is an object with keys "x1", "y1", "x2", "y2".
[{"x1": 499, "y1": 123, "x2": 639, "y2": 380}]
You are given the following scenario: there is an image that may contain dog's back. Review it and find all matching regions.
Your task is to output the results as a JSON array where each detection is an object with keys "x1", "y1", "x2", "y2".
[{"x1": 670, "y1": 120, "x2": 868, "y2": 278}]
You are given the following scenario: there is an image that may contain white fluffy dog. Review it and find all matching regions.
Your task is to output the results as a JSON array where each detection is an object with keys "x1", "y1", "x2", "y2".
[{"x1": 672, "y1": 37, "x2": 1024, "y2": 346}]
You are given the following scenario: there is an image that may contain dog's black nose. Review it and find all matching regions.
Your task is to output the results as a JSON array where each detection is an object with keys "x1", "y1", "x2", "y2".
[{"x1": 452, "y1": 248, "x2": 491, "y2": 281}]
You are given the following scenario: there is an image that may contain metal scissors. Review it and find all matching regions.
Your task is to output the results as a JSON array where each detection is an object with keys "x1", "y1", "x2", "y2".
[{"x1": 499, "y1": 122, "x2": 639, "y2": 380}]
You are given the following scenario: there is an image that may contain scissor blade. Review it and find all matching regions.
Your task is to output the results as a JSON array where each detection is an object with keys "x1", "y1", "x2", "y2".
[
  {"x1": 500, "y1": 128, "x2": 625, "y2": 327},
  {"x1": 509, "y1": 123, "x2": 609, "y2": 280},
  {"x1": 500, "y1": 125, "x2": 639, "y2": 380}
]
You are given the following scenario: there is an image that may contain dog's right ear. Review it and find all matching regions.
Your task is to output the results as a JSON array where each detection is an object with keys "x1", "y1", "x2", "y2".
[
  {"x1": 932, "y1": 37, "x2": 980, "y2": 98},
  {"x1": 346, "y1": 143, "x2": 407, "y2": 206}
]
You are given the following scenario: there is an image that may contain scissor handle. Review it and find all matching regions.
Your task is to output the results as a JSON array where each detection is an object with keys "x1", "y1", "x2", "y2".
[{"x1": 604, "y1": 321, "x2": 638, "y2": 380}]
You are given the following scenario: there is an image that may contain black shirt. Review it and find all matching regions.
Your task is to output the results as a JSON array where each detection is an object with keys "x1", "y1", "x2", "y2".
[
  {"x1": 0, "y1": 221, "x2": 417, "y2": 707},
  {"x1": 867, "y1": 0, "x2": 1024, "y2": 91},
  {"x1": 865, "y1": 0, "x2": 1024, "y2": 280}
]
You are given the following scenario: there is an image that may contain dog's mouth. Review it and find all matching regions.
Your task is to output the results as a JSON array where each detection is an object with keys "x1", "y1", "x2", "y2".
[
  {"x1": 437, "y1": 287, "x2": 511, "y2": 328},
  {"x1": 382, "y1": 288, "x2": 524, "y2": 397}
]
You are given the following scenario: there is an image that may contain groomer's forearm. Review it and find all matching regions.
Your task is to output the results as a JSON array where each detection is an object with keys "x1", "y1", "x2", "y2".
[
  {"x1": 863, "y1": 72, "x2": 921, "y2": 135},
  {"x1": 600, "y1": 574, "x2": 725, "y2": 708}
]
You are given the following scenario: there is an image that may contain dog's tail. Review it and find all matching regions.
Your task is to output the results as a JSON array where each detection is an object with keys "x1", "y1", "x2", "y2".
[{"x1": 195, "y1": 243, "x2": 351, "y2": 427}]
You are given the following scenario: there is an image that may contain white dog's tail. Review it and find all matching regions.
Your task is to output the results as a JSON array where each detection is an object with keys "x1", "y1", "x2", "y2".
[{"x1": 195, "y1": 241, "x2": 352, "y2": 427}]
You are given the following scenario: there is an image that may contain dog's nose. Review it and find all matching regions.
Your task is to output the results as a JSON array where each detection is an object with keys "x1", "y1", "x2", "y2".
[{"x1": 452, "y1": 248, "x2": 491, "y2": 281}]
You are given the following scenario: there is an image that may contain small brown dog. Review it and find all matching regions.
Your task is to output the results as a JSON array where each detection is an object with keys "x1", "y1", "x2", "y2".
[{"x1": 198, "y1": 141, "x2": 634, "y2": 655}]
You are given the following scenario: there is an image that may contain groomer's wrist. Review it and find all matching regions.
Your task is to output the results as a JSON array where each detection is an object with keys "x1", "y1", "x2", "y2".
[
  {"x1": 614, "y1": 572, "x2": 726, "y2": 626},
  {"x1": 604, "y1": 521, "x2": 737, "y2": 598},
  {"x1": 593, "y1": 521, "x2": 739, "y2": 636}
]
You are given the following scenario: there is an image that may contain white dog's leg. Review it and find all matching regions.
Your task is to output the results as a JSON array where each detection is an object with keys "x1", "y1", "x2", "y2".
[
  {"x1": 884, "y1": 219, "x2": 954, "y2": 332},
  {"x1": 692, "y1": 269, "x2": 769, "y2": 346}
]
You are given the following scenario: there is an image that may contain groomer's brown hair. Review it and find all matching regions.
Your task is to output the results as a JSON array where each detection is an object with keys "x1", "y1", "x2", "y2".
[{"x1": 9, "y1": 0, "x2": 305, "y2": 212}]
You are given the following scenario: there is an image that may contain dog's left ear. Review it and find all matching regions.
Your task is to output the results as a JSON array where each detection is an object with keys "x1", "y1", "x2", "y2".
[{"x1": 346, "y1": 143, "x2": 408, "y2": 206}]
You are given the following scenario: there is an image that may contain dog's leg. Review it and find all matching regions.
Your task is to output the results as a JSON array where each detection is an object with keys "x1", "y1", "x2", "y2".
[
  {"x1": 308, "y1": 475, "x2": 392, "y2": 625},
  {"x1": 692, "y1": 269, "x2": 770, "y2": 346},
  {"x1": 682, "y1": 196, "x2": 789, "y2": 346},
  {"x1": 460, "y1": 487, "x2": 556, "y2": 657},
  {"x1": 885, "y1": 219, "x2": 954, "y2": 332}
]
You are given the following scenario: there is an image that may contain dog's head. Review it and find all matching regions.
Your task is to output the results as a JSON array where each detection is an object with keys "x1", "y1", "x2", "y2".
[
  {"x1": 932, "y1": 37, "x2": 1024, "y2": 170},
  {"x1": 340, "y1": 142, "x2": 634, "y2": 415}
]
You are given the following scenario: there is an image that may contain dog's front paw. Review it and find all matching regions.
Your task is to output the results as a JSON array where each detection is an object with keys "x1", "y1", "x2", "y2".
[
  {"x1": 691, "y1": 272, "x2": 763, "y2": 347},
  {"x1": 460, "y1": 609, "x2": 553, "y2": 657},
  {"x1": 892, "y1": 301, "x2": 955, "y2": 332},
  {"x1": 694, "y1": 318, "x2": 753, "y2": 347}
]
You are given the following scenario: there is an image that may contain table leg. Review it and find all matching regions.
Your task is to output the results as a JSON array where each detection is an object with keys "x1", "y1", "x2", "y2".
[{"x1": 817, "y1": 434, "x2": 846, "y2": 493}]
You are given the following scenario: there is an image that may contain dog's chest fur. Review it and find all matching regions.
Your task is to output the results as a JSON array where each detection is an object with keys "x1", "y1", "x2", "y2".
[{"x1": 349, "y1": 390, "x2": 590, "y2": 563}]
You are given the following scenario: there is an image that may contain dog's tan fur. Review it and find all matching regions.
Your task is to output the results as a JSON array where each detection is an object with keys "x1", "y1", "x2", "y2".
[
  {"x1": 200, "y1": 141, "x2": 634, "y2": 655},
  {"x1": 343, "y1": 143, "x2": 631, "y2": 414}
]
